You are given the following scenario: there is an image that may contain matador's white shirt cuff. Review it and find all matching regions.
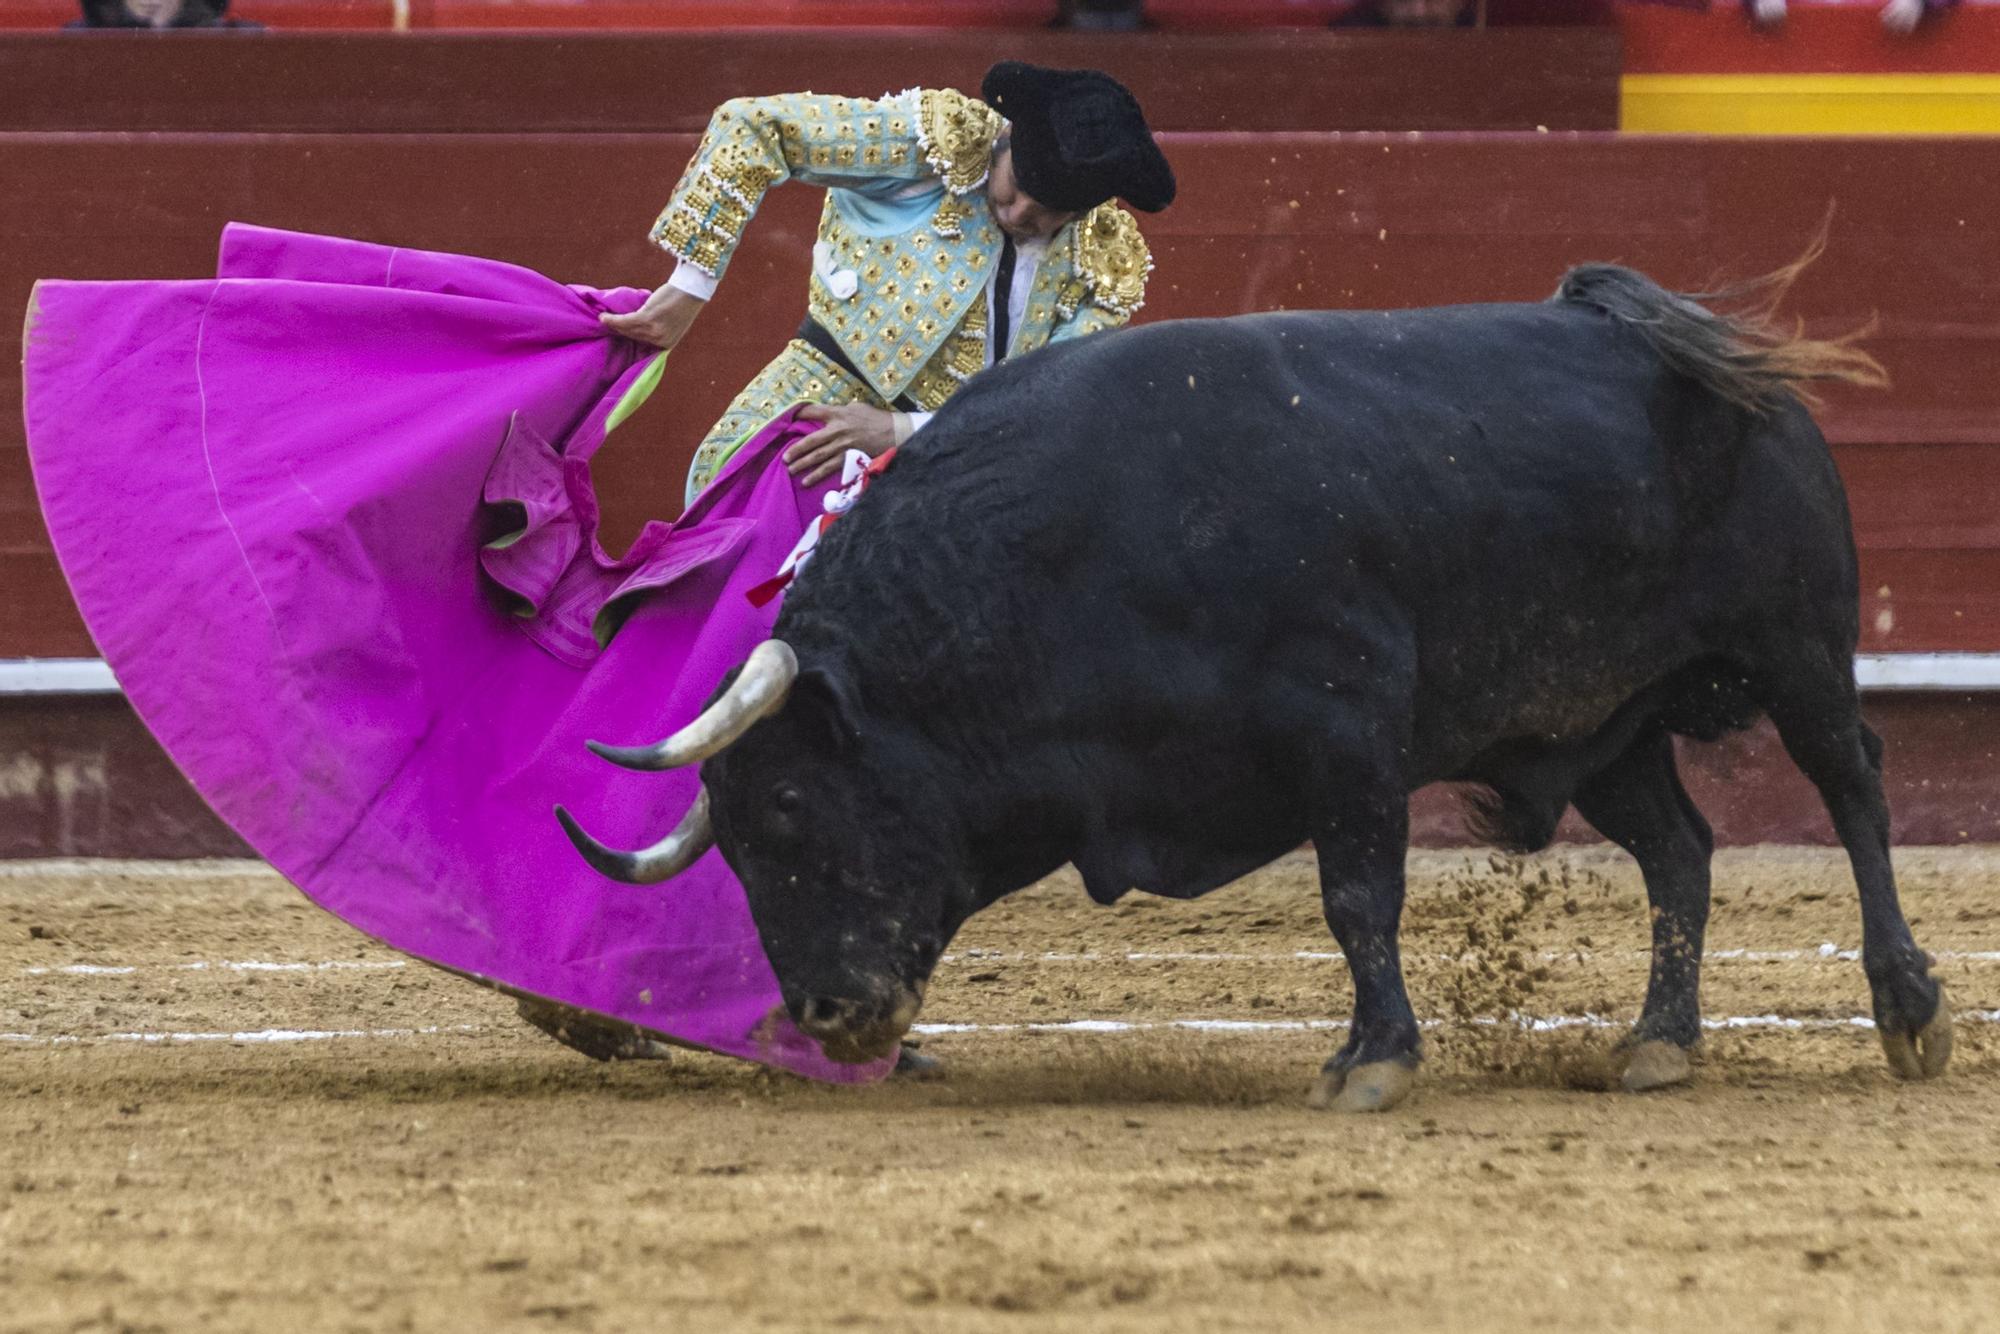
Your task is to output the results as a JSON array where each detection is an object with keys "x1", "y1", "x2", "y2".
[{"x1": 667, "y1": 260, "x2": 720, "y2": 302}]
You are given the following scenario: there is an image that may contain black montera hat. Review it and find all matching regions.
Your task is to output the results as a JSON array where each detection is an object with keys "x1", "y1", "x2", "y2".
[{"x1": 980, "y1": 62, "x2": 1176, "y2": 214}]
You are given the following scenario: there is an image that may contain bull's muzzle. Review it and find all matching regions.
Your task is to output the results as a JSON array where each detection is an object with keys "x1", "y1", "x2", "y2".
[
  {"x1": 793, "y1": 983, "x2": 926, "y2": 1065},
  {"x1": 555, "y1": 640, "x2": 799, "y2": 884}
]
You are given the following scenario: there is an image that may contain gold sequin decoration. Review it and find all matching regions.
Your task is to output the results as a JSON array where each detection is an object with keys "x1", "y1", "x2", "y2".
[
  {"x1": 931, "y1": 193, "x2": 975, "y2": 240},
  {"x1": 1055, "y1": 277, "x2": 1090, "y2": 321},
  {"x1": 916, "y1": 88, "x2": 1003, "y2": 195},
  {"x1": 1070, "y1": 203, "x2": 1154, "y2": 318}
]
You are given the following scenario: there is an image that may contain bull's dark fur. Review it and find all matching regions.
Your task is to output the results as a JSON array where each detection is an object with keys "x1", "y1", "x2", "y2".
[{"x1": 701, "y1": 260, "x2": 1948, "y2": 1102}]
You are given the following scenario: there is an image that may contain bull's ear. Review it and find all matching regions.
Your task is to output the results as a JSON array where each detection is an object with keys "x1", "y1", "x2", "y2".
[{"x1": 790, "y1": 665, "x2": 862, "y2": 754}]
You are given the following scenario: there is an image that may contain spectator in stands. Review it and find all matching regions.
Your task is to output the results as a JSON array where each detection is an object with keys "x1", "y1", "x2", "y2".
[
  {"x1": 1057, "y1": 0, "x2": 1148, "y2": 28},
  {"x1": 70, "y1": 0, "x2": 261, "y2": 26},
  {"x1": 1334, "y1": 0, "x2": 1477, "y2": 26},
  {"x1": 1745, "y1": 0, "x2": 1955, "y2": 34}
]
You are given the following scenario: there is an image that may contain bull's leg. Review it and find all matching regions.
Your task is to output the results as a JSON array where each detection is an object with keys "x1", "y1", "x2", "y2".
[
  {"x1": 516, "y1": 997, "x2": 677, "y2": 1062},
  {"x1": 1308, "y1": 783, "x2": 1422, "y2": 1114},
  {"x1": 1571, "y1": 731, "x2": 1712, "y2": 1092},
  {"x1": 1760, "y1": 682, "x2": 1950, "y2": 1079}
]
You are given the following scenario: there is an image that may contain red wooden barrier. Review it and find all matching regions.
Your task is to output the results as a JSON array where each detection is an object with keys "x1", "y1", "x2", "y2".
[
  {"x1": 0, "y1": 30, "x2": 1622, "y2": 133},
  {"x1": 2, "y1": 30, "x2": 1996, "y2": 853},
  {"x1": 6, "y1": 132, "x2": 1996, "y2": 659}
]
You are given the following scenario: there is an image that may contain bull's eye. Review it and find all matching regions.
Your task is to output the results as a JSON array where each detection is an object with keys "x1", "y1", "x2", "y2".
[{"x1": 765, "y1": 784, "x2": 805, "y2": 845}]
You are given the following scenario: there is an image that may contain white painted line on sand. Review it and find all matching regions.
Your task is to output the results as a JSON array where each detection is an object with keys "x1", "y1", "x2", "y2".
[
  {"x1": 19, "y1": 959, "x2": 409, "y2": 978},
  {"x1": 16, "y1": 946, "x2": 2000, "y2": 984},
  {"x1": 202, "y1": 960, "x2": 409, "y2": 973},
  {"x1": 3, "y1": 1012, "x2": 1994, "y2": 1048},
  {"x1": 23, "y1": 963, "x2": 137, "y2": 976},
  {"x1": 939, "y1": 944, "x2": 2000, "y2": 966},
  {"x1": 0, "y1": 858, "x2": 280, "y2": 880},
  {"x1": 0, "y1": 1024, "x2": 481, "y2": 1046},
  {"x1": 912, "y1": 1010, "x2": 2000, "y2": 1037}
]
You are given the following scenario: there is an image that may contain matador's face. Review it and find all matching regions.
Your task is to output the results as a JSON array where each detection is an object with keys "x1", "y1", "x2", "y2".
[{"x1": 986, "y1": 145, "x2": 1080, "y2": 244}]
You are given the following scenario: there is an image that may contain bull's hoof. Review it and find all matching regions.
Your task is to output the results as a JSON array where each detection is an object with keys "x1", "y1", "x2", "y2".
[
  {"x1": 892, "y1": 1043, "x2": 945, "y2": 1081},
  {"x1": 1618, "y1": 1039, "x2": 1693, "y2": 1093},
  {"x1": 1879, "y1": 983, "x2": 1952, "y2": 1081},
  {"x1": 1308, "y1": 1058, "x2": 1416, "y2": 1114}
]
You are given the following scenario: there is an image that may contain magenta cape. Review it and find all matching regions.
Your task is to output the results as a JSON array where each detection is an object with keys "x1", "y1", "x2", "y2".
[{"x1": 22, "y1": 224, "x2": 890, "y2": 1084}]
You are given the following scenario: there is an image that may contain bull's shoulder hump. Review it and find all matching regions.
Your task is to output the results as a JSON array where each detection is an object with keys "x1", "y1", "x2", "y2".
[{"x1": 1092, "y1": 301, "x2": 1590, "y2": 353}]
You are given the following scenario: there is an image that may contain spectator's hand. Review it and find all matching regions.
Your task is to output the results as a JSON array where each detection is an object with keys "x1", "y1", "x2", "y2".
[
  {"x1": 1880, "y1": 0, "x2": 1924, "y2": 34},
  {"x1": 600, "y1": 284, "x2": 703, "y2": 351},
  {"x1": 785, "y1": 403, "x2": 896, "y2": 487},
  {"x1": 1748, "y1": 0, "x2": 1785, "y2": 26}
]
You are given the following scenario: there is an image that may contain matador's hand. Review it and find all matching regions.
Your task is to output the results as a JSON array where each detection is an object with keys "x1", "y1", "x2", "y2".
[
  {"x1": 600, "y1": 283, "x2": 704, "y2": 351},
  {"x1": 786, "y1": 403, "x2": 896, "y2": 487}
]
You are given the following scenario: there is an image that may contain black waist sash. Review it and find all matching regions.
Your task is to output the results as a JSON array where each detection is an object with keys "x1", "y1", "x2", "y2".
[{"x1": 796, "y1": 317, "x2": 921, "y2": 413}]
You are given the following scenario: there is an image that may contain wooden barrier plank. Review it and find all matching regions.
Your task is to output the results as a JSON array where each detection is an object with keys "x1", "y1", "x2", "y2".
[
  {"x1": 0, "y1": 697, "x2": 250, "y2": 859},
  {"x1": 6, "y1": 132, "x2": 1993, "y2": 443},
  {"x1": 7, "y1": 690, "x2": 1993, "y2": 858},
  {"x1": 0, "y1": 446, "x2": 46, "y2": 532},
  {"x1": 1848, "y1": 550, "x2": 2000, "y2": 653},
  {"x1": 6, "y1": 131, "x2": 1998, "y2": 659},
  {"x1": 1836, "y1": 443, "x2": 2000, "y2": 552},
  {"x1": 0, "y1": 554, "x2": 90, "y2": 657},
  {"x1": 0, "y1": 30, "x2": 1622, "y2": 134}
]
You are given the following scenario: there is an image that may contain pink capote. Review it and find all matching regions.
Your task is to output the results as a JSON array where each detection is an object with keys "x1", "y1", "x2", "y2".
[{"x1": 22, "y1": 224, "x2": 892, "y2": 1083}]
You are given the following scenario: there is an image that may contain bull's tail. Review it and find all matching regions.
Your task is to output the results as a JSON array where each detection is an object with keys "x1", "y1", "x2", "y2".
[{"x1": 1552, "y1": 229, "x2": 1887, "y2": 413}]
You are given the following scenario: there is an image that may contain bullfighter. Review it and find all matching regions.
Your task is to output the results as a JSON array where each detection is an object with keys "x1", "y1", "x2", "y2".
[
  {"x1": 604, "y1": 61, "x2": 1177, "y2": 502},
  {"x1": 520, "y1": 61, "x2": 1177, "y2": 1067}
]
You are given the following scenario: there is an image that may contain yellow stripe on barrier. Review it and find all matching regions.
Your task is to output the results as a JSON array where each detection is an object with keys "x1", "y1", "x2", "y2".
[{"x1": 1622, "y1": 74, "x2": 2000, "y2": 135}]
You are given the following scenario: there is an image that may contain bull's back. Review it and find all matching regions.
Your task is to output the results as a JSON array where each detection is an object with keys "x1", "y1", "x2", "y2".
[
  {"x1": 920, "y1": 304, "x2": 1689, "y2": 621},
  {"x1": 872, "y1": 302, "x2": 1845, "y2": 762},
  {"x1": 837, "y1": 298, "x2": 1849, "y2": 722},
  {"x1": 928, "y1": 302, "x2": 1675, "y2": 540}
]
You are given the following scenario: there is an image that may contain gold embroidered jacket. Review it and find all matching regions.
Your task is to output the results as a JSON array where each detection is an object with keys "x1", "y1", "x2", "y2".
[{"x1": 650, "y1": 88, "x2": 1154, "y2": 411}]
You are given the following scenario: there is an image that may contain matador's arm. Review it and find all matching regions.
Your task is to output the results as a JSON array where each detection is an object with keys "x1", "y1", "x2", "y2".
[{"x1": 651, "y1": 88, "x2": 1004, "y2": 283}]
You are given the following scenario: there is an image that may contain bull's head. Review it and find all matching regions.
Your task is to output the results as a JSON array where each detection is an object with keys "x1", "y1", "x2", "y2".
[{"x1": 556, "y1": 640, "x2": 966, "y2": 1064}]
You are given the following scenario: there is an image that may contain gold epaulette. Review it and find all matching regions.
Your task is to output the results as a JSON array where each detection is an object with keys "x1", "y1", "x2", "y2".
[
  {"x1": 1063, "y1": 204, "x2": 1153, "y2": 321},
  {"x1": 915, "y1": 89, "x2": 1005, "y2": 196}
]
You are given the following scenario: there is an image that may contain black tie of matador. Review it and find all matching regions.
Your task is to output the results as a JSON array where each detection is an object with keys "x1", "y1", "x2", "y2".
[{"x1": 991, "y1": 235, "x2": 1017, "y2": 363}]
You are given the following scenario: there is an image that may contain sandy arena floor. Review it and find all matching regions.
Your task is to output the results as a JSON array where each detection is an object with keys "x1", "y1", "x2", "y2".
[{"x1": 1, "y1": 846, "x2": 1997, "y2": 1333}]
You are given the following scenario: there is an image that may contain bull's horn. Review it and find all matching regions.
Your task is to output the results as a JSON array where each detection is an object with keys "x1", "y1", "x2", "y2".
[
  {"x1": 586, "y1": 640, "x2": 799, "y2": 772},
  {"x1": 555, "y1": 788, "x2": 715, "y2": 884}
]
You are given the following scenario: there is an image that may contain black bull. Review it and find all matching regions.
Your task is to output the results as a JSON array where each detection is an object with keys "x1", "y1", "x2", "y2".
[{"x1": 561, "y1": 261, "x2": 1953, "y2": 1112}]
